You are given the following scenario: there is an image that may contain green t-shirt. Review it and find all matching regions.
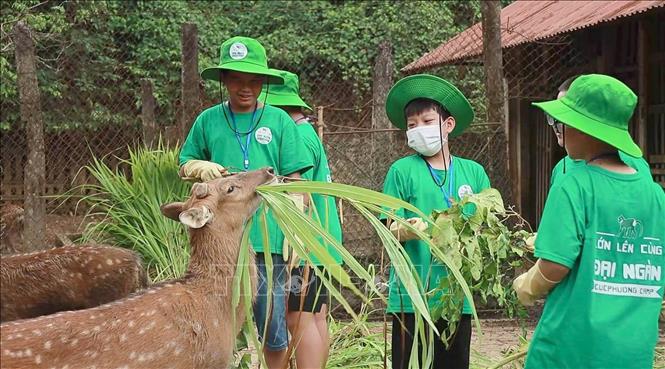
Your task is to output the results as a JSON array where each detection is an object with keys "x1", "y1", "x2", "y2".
[
  {"x1": 179, "y1": 103, "x2": 313, "y2": 254},
  {"x1": 296, "y1": 120, "x2": 343, "y2": 266},
  {"x1": 550, "y1": 153, "x2": 652, "y2": 187},
  {"x1": 527, "y1": 165, "x2": 665, "y2": 369},
  {"x1": 381, "y1": 154, "x2": 491, "y2": 314}
]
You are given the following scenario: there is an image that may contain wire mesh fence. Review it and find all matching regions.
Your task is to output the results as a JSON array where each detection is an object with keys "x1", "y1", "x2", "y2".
[
  {"x1": 324, "y1": 125, "x2": 513, "y2": 261},
  {"x1": 1, "y1": 2, "x2": 515, "y2": 263}
]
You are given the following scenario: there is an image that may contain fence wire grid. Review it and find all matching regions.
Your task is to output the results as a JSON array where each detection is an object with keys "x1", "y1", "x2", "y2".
[{"x1": 1, "y1": 2, "x2": 523, "y2": 265}]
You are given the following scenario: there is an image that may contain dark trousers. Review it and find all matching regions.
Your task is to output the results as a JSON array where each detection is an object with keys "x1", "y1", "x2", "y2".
[{"x1": 391, "y1": 313, "x2": 472, "y2": 369}]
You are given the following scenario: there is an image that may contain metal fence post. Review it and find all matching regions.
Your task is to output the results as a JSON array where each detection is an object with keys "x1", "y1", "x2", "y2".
[
  {"x1": 12, "y1": 21, "x2": 46, "y2": 251},
  {"x1": 141, "y1": 79, "x2": 157, "y2": 148}
]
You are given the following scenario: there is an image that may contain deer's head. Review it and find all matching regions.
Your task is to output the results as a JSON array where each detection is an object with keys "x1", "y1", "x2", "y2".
[{"x1": 161, "y1": 167, "x2": 275, "y2": 229}]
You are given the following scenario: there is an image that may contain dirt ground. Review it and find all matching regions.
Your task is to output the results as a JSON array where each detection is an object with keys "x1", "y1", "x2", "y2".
[
  {"x1": 241, "y1": 318, "x2": 535, "y2": 368},
  {"x1": 242, "y1": 317, "x2": 665, "y2": 368},
  {"x1": 470, "y1": 318, "x2": 534, "y2": 362}
]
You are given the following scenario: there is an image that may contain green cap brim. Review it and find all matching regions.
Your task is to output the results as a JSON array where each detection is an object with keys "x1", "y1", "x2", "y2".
[
  {"x1": 258, "y1": 90, "x2": 312, "y2": 111},
  {"x1": 532, "y1": 99, "x2": 642, "y2": 157},
  {"x1": 201, "y1": 61, "x2": 284, "y2": 84},
  {"x1": 385, "y1": 74, "x2": 474, "y2": 137}
]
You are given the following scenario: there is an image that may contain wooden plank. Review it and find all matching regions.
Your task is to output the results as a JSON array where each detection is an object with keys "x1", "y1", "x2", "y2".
[
  {"x1": 637, "y1": 19, "x2": 649, "y2": 154},
  {"x1": 599, "y1": 24, "x2": 617, "y2": 73},
  {"x1": 649, "y1": 154, "x2": 665, "y2": 164},
  {"x1": 651, "y1": 168, "x2": 665, "y2": 175},
  {"x1": 648, "y1": 104, "x2": 665, "y2": 114}
]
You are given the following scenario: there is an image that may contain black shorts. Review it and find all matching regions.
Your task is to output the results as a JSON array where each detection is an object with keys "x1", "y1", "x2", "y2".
[
  {"x1": 287, "y1": 266, "x2": 329, "y2": 313},
  {"x1": 391, "y1": 313, "x2": 472, "y2": 369}
]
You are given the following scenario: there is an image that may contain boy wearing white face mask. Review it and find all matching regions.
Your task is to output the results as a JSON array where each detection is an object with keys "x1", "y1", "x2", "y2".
[{"x1": 382, "y1": 74, "x2": 490, "y2": 369}]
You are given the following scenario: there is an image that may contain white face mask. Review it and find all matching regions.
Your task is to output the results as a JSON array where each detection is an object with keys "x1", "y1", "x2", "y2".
[{"x1": 406, "y1": 125, "x2": 447, "y2": 157}]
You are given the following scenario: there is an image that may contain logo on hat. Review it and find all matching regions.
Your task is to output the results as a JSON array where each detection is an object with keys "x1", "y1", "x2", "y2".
[
  {"x1": 255, "y1": 127, "x2": 273, "y2": 144},
  {"x1": 229, "y1": 42, "x2": 248, "y2": 60}
]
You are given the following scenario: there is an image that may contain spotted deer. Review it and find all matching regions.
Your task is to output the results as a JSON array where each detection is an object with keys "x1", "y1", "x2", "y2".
[
  {"x1": 0, "y1": 168, "x2": 273, "y2": 369},
  {"x1": 1, "y1": 244, "x2": 148, "y2": 322},
  {"x1": 0, "y1": 203, "x2": 24, "y2": 254}
]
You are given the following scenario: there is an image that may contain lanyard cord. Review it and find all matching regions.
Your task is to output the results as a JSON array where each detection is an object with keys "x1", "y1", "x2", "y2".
[
  {"x1": 422, "y1": 114, "x2": 454, "y2": 207},
  {"x1": 217, "y1": 81, "x2": 271, "y2": 170},
  {"x1": 563, "y1": 125, "x2": 566, "y2": 174},
  {"x1": 226, "y1": 103, "x2": 256, "y2": 170},
  {"x1": 425, "y1": 158, "x2": 455, "y2": 208},
  {"x1": 219, "y1": 83, "x2": 268, "y2": 135}
]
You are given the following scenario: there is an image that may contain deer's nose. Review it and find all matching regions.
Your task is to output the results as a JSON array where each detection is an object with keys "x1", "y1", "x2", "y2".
[{"x1": 266, "y1": 167, "x2": 275, "y2": 175}]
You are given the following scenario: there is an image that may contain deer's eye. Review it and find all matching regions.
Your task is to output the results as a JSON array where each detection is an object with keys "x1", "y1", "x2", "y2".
[{"x1": 227, "y1": 186, "x2": 235, "y2": 194}]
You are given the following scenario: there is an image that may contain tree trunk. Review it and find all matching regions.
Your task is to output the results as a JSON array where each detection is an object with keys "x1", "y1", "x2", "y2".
[
  {"x1": 481, "y1": 1, "x2": 505, "y2": 129},
  {"x1": 13, "y1": 21, "x2": 46, "y2": 252},
  {"x1": 180, "y1": 23, "x2": 199, "y2": 139},
  {"x1": 371, "y1": 40, "x2": 394, "y2": 180}
]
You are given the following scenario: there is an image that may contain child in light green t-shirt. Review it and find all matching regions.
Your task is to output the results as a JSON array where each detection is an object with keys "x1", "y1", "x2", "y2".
[
  {"x1": 514, "y1": 74, "x2": 665, "y2": 368},
  {"x1": 382, "y1": 74, "x2": 491, "y2": 369},
  {"x1": 179, "y1": 36, "x2": 312, "y2": 369},
  {"x1": 258, "y1": 69, "x2": 343, "y2": 369}
]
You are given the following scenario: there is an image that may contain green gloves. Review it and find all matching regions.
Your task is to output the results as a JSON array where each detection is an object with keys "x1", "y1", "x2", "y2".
[
  {"x1": 512, "y1": 260, "x2": 560, "y2": 306},
  {"x1": 389, "y1": 217, "x2": 428, "y2": 242},
  {"x1": 181, "y1": 160, "x2": 228, "y2": 182}
]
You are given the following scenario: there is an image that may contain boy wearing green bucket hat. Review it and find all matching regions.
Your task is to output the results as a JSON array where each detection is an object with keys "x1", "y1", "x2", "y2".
[
  {"x1": 179, "y1": 36, "x2": 313, "y2": 369},
  {"x1": 548, "y1": 75, "x2": 652, "y2": 186},
  {"x1": 259, "y1": 69, "x2": 343, "y2": 369},
  {"x1": 513, "y1": 74, "x2": 665, "y2": 368},
  {"x1": 382, "y1": 74, "x2": 491, "y2": 369}
]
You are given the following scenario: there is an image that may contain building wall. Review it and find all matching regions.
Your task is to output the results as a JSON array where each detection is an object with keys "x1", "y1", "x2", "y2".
[{"x1": 508, "y1": 8, "x2": 665, "y2": 227}]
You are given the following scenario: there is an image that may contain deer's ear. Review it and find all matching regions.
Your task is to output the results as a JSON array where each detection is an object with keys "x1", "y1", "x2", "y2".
[
  {"x1": 179, "y1": 206, "x2": 213, "y2": 229},
  {"x1": 161, "y1": 202, "x2": 185, "y2": 221}
]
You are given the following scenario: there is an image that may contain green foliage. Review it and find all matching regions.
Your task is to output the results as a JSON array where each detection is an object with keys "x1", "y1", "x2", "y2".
[
  {"x1": 256, "y1": 181, "x2": 476, "y2": 367},
  {"x1": 326, "y1": 279, "x2": 389, "y2": 369},
  {"x1": 429, "y1": 189, "x2": 532, "y2": 343},
  {"x1": 79, "y1": 143, "x2": 192, "y2": 281},
  {"x1": 1, "y1": 0, "x2": 484, "y2": 131}
]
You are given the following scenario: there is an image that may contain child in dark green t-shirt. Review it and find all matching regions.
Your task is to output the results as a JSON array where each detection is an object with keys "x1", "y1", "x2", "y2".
[
  {"x1": 514, "y1": 74, "x2": 665, "y2": 368},
  {"x1": 547, "y1": 75, "x2": 653, "y2": 186},
  {"x1": 258, "y1": 68, "x2": 343, "y2": 369}
]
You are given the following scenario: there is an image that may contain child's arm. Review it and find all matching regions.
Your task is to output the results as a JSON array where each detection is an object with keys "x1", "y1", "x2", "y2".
[
  {"x1": 513, "y1": 259, "x2": 569, "y2": 306},
  {"x1": 513, "y1": 179, "x2": 582, "y2": 306},
  {"x1": 540, "y1": 259, "x2": 570, "y2": 281},
  {"x1": 178, "y1": 116, "x2": 228, "y2": 181},
  {"x1": 380, "y1": 164, "x2": 418, "y2": 241}
]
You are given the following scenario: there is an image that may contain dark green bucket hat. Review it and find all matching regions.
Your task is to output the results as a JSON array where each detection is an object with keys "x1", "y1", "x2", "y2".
[
  {"x1": 258, "y1": 69, "x2": 312, "y2": 111},
  {"x1": 532, "y1": 74, "x2": 641, "y2": 157},
  {"x1": 385, "y1": 74, "x2": 474, "y2": 137},
  {"x1": 201, "y1": 36, "x2": 284, "y2": 84}
]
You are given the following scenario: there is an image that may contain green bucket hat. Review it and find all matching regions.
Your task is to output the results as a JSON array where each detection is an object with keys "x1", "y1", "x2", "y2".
[
  {"x1": 532, "y1": 74, "x2": 641, "y2": 157},
  {"x1": 258, "y1": 69, "x2": 312, "y2": 111},
  {"x1": 201, "y1": 36, "x2": 284, "y2": 84},
  {"x1": 385, "y1": 74, "x2": 474, "y2": 137}
]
